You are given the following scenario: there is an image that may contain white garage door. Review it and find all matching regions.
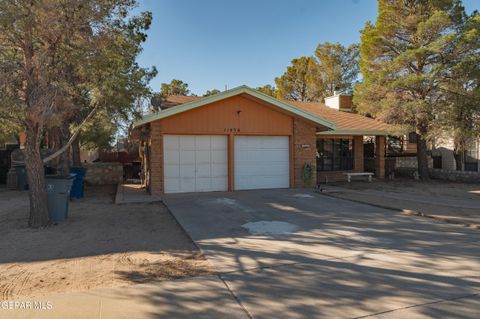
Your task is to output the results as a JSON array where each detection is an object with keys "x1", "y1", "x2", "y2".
[
  {"x1": 163, "y1": 135, "x2": 228, "y2": 193},
  {"x1": 234, "y1": 136, "x2": 290, "y2": 190}
]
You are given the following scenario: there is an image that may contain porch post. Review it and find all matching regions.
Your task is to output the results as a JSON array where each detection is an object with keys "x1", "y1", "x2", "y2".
[
  {"x1": 353, "y1": 135, "x2": 364, "y2": 172},
  {"x1": 375, "y1": 135, "x2": 386, "y2": 178}
]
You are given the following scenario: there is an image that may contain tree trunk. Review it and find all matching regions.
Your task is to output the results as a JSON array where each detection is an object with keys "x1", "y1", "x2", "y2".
[
  {"x1": 416, "y1": 134, "x2": 430, "y2": 180},
  {"x1": 71, "y1": 135, "x2": 81, "y2": 167},
  {"x1": 24, "y1": 127, "x2": 50, "y2": 228}
]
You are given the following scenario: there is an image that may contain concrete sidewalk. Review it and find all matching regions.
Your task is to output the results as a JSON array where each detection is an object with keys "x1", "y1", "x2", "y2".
[{"x1": 2, "y1": 275, "x2": 249, "y2": 319}]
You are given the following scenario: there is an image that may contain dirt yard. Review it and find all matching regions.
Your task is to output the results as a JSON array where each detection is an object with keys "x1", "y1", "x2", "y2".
[
  {"x1": 0, "y1": 185, "x2": 210, "y2": 299},
  {"x1": 321, "y1": 178, "x2": 480, "y2": 228}
]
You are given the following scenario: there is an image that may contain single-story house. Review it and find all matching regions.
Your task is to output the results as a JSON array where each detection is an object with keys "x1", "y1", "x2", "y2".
[{"x1": 133, "y1": 85, "x2": 393, "y2": 194}]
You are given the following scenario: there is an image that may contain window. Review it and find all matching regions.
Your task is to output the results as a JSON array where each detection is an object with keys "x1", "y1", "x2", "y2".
[
  {"x1": 408, "y1": 132, "x2": 417, "y2": 144},
  {"x1": 432, "y1": 155, "x2": 442, "y2": 169},
  {"x1": 387, "y1": 135, "x2": 403, "y2": 156},
  {"x1": 317, "y1": 138, "x2": 354, "y2": 171}
]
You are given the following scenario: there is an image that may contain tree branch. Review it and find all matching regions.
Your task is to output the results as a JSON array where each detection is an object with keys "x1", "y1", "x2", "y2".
[{"x1": 42, "y1": 104, "x2": 99, "y2": 164}]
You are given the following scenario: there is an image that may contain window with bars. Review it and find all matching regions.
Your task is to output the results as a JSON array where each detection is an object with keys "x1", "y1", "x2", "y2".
[{"x1": 316, "y1": 138, "x2": 354, "y2": 171}]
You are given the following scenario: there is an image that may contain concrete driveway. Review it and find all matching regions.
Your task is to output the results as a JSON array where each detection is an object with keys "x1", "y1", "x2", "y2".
[{"x1": 164, "y1": 189, "x2": 480, "y2": 319}]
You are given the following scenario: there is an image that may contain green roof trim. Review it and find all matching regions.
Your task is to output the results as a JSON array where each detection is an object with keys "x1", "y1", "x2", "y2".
[
  {"x1": 317, "y1": 130, "x2": 389, "y2": 136},
  {"x1": 133, "y1": 85, "x2": 336, "y2": 129}
]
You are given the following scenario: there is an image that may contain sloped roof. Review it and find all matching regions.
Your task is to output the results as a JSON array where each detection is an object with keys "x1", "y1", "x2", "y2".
[
  {"x1": 134, "y1": 86, "x2": 336, "y2": 129},
  {"x1": 134, "y1": 85, "x2": 394, "y2": 135},
  {"x1": 160, "y1": 95, "x2": 200, "y2": 108},
  {"x1": 287, "y1": 101, "x2": 393, "y2": 135}
]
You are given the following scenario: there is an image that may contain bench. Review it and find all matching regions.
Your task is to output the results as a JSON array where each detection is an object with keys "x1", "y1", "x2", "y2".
[{"x1": 344, "y1": 172, "x2": 374, "y2": 183}]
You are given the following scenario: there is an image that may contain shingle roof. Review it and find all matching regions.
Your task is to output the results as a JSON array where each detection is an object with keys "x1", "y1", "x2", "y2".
[
  {"x1": 287, "y1": 101, "x2": 392, "y2": 134},
  {"x1": 160, "y1": 95, "x2": 200, "y2": 108}
]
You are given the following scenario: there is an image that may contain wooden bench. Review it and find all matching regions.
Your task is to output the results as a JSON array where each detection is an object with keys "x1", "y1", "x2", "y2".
[{"x1": 344, "y1": 172, "x2": 374, "y2": 183}]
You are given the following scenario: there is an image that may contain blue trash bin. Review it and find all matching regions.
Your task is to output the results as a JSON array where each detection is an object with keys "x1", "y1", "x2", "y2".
[
  {"x1": 45, "y1": 175, "x2": 75, "y2": 223},
  {"x1": 69, "y1": 167, "x2": 86, "y2": 198}
]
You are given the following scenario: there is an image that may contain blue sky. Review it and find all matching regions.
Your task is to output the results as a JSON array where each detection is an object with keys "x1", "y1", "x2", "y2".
[{"x1": 135, "y1": 0, "x2": 479, "y2": 96}]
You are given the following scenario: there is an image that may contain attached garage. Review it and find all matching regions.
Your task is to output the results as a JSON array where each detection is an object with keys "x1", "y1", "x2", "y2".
[
  {"x1": 133, "y1": 85, "x2": 336, "y2": 194},
  {"x1": 163, "y1": 135, "x2": 228, "y2": 193},
  {"x1": 234, "y1": 136, "x2": 290, "y2": 190}
]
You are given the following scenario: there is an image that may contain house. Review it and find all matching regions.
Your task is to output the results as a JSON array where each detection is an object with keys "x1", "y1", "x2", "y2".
[
  {"x1": 431, "y1": 136, "x2": 479, "y2": 172},
  {"x1": 133, "y1": 85, "x2": 393, "y2": 194}
]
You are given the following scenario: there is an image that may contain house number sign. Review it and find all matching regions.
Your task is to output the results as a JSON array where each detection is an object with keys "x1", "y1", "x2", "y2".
[{"x1": 224, "y1": 128, "x2": 240, "y2": 132}]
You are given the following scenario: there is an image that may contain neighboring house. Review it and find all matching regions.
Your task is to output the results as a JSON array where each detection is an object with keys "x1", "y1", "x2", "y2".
[
  {"x1": 432, "y1": 135, "x2": 480, "y2": 172},
  {"x1": 133, "y1": 85, "x2": 393, "y2": 194},
  {"x1": 387, "y1": 129, "x2": 479, "y2": 173},
  {"x1": 324, "y1": 92, "x2": 354, "y2": 112}
]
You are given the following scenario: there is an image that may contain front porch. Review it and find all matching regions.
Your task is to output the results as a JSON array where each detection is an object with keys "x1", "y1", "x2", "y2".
[{"x1": 315, "y1": 133, "x2": 386, "y2": 183}]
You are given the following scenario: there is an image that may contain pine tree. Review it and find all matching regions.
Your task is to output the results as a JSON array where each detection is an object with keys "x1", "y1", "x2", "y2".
[{"x1": 354, "y1": 0, "x2": 469, "y2": 179}]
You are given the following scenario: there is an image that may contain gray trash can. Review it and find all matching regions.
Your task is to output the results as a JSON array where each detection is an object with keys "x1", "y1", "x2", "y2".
[
  {"x1": 45, "y1": 174, "x2": 75, "y2": 223},
  {"x1": 14, "y1": 165, "x2": 28, "y2": 190}
]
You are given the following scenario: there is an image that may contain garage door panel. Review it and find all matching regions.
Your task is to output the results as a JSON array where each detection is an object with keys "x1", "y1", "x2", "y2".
[
  {"x1": 195, "y1": 164, "x2": 211, "y2": 178},
  {"x1": 211, "y1": 177, "x2": 228, "y2": 190},
  {"x1": 236, "y1": 164, "x2": 287, "y2": 176},
  {"x1": 163, "y1": 135, "x2": 228, "y2": 193},
  {"x1": 258, "y1": 176, "x2": 288, "y2": 188},
  {"x1": 211, "y1": 136, "x2": 227, "y2": 150},
  {"x1": 179, "y1": 150, "x2": 195, "y2": 164},
  {"x1": 267, "y1": 137, "x2": 289, "y2": 148},
  {"x1": 248, "y1": 164, "x2": 288, "y2": 175},
  {"x1": 195, "y1": 177, "x2": 212, "y2": 191},
  {"x1": 195, "y1": 136, "x2": 211, "y2": 149},
  {"x1": 164, "y1": 164, "x2": 180, "y2": 178},
  {"x1": 195, "y1": 150, "x2": 211, "y2": 164},
  {"x1": 234, "y1": 136, "x2": 289, "y2": 190},
  {"x1": 234, "y1": 151, "x2": 248, "y2": 162},
  {"x1": 211, "y1": 150, "x2": 227, "y2": 163},
  {"x1": 179, "y1": 136, "x2": 195, "y2": 149},
  {"x1": 179, "y1": 165, "x2": 195, "y2": 178},
  {"x1": 180, "y1": 178, "x2": 195, "y2": 192},
  {"x1": 164, "y1": 178, "x2": 180, "y2": 193},
  {"x1": 164, "y1": 150, "x2": 180, "y2": 165},
  {"x1": 212, "y1": 163, "x2": 227, "y2": 177},
  {"x1": 163, "y1": 135, "x2": 179, "y2": 149}
]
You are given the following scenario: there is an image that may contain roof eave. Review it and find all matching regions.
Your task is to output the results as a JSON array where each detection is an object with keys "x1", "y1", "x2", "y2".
[
  {"x1": 133, "y1": 85, "x2": 336, "y2": 130},
  {"x1": 317, "y1": 130, "x2": 389, "y2": 136}
]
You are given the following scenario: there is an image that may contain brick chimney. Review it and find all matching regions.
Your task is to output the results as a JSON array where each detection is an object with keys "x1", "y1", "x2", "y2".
[{"x1": 324, "y1": 91, "x2": 353, "y2": 112}]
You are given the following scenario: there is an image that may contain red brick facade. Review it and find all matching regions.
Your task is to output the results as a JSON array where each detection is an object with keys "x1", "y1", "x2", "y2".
[
  {"x1": 353, "y1": 135, "x2": 364, "y2": 172},
  {"x1": 293, "y1": 119, "x2": 317, "y2": 188},
  {"x1": 149, "y1": 122, "x2": 164, "y2": 194},
  {"x1": 375, "y1": 135, "x2": 386, "y2": 178}
]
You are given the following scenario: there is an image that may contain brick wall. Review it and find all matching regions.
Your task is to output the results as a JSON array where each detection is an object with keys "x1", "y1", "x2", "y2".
[
  {"x1": 83, "y1": 163, "x2": 123, "y2": 185},
  {"x1": 149, "y1": 122, "x2": 164, "y2": 194},
  {"x1": 293, "y1": 119, "x2": 317, "y2": 188},
  {"x1": 375, "y1": 135, "x2": 386, "y2": 178},
  {"x1": 353, "y1": 136, "x2": 364, "y2": 172},
  {"x1": 429, "y1": 168, "x2": 480, "y2": 182}
]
